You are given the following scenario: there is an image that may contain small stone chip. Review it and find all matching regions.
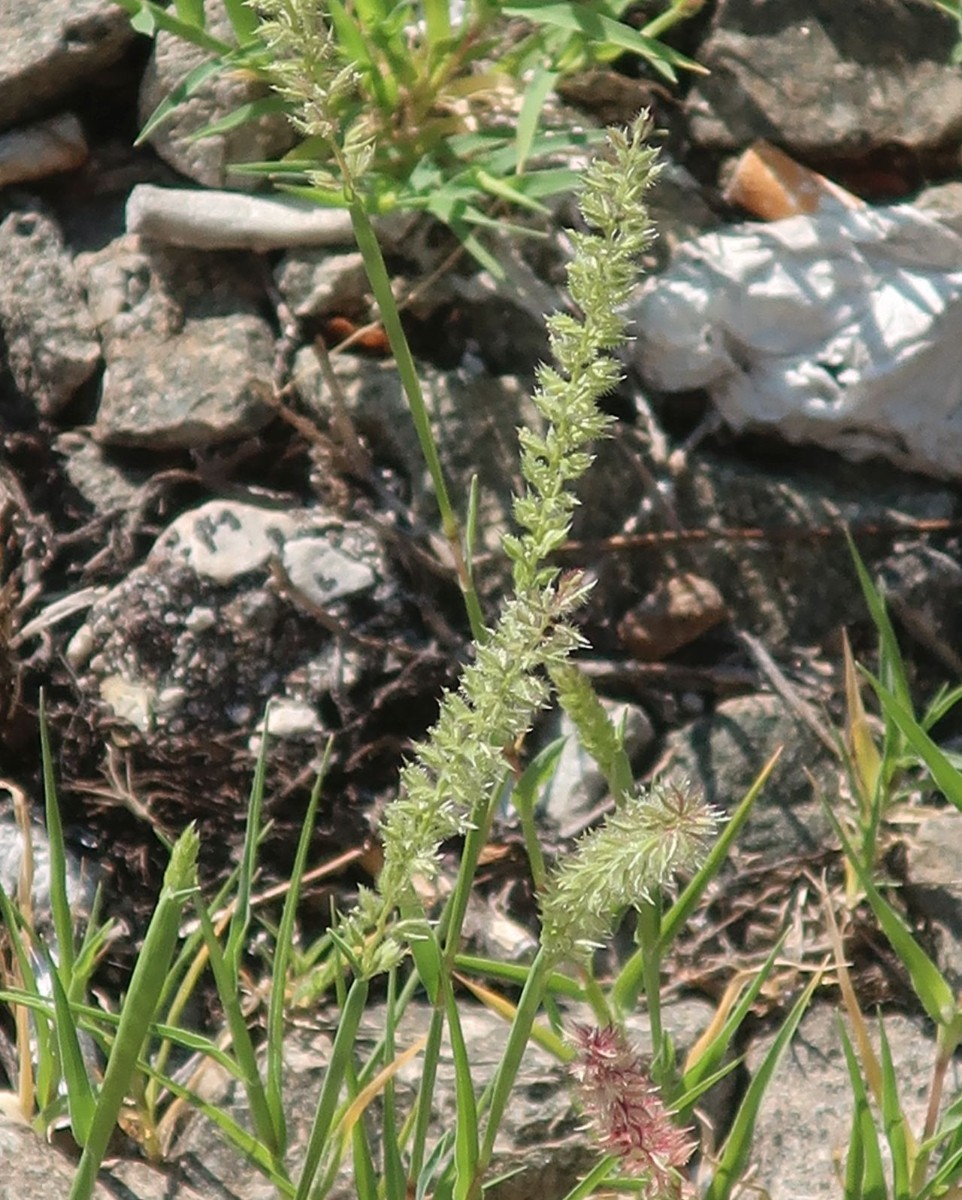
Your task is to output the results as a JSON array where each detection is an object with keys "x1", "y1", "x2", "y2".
[{"x1": 618, "y1": 572, "x2": 727, "y2": 662}]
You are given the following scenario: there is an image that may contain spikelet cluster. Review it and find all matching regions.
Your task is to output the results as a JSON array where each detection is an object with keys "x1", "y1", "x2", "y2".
[
  {"x1": 540, "y1": 778, "x2": 718, "y2": 961},
  {"x1": 570, "y1": 1023, "x2": 696, "y2": 1199},
  {"x1": 378, "y1": 118, "x2": 661, "y2": 906}
]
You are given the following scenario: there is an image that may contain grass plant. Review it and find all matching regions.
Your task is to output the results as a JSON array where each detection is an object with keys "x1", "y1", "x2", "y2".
[
  {"x1": 112, "y1": 0, "x2": 704, "y2": 271},
  {"x1": 5, "y1": 3, "x2": 962, "y2": 1197},
  {"x1": 0, "y1": 102, "x2": 799, "y2": 1198},
  {"x1": 823, "y1": 542, "x2": 962, "y2": 1198}
]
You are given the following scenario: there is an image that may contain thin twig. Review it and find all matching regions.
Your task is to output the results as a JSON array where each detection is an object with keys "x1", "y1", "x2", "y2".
[{"x1": 738, "y1": 629, "x2": 839, "y2": 757}]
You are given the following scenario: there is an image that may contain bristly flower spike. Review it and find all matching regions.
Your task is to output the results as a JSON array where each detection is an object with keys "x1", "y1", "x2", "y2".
[
  {"x1": 570, "y1": 1023, "x2": 697, "y2": 1199},
  {"x1": 376, "y1": 116, "x2": 662, "y2": 908},
  {"x1": 540, "y1": 777, "x2": 719, "y2": 962}
]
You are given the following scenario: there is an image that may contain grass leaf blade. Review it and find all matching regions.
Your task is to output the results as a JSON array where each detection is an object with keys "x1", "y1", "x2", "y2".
[{"x1": 704, "y1": 971, "x2": 819, "y2": 1200}]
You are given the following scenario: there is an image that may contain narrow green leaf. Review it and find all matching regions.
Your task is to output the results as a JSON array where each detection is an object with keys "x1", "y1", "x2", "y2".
[
  {"x1": 921, "y1": 683, "x2": 962, "y2": 731},
  {"x1": 267, "y1": 744, "x2": 332, "y2": 1158},
  {"x1": 379, "y1": 970, "x2": 407, "y2": 1200},
  {"x1": 451, "y1": 125, "x2": 602, "y2": 176},
  {"x1": 839, "y1": 1021, "x2": 887, "y2": 1199},
  {"x1": 510, "y1": 737, "x2": 566, "y2": 892},
  {"x1": 184, "y1": 94, "x2": 290, "y2": 142},
  {"x1": 43, "y1": 950, "x2": 96, "y2": 1146},
  {"x1": 921, "y1": 1140, "x2": 962, "y2": 1198},
  {"x1": 446, "y1": 984, "x2": 480, "y2": 1198},
  {"x1": 658, "y1": 747, "x2": 780, "y2": 953},
  {"x1": 515, "y1": 68, "x2": 559, "y2": 175},
  {"x1": 353, "y1": 0, "x2": 392, "y2": 25},
  {"x1": 70, "y1": 826, "x2": 200, "y2": 1200},
  {"x1": 348, "y1": 1074, "x2": 380, "y2": 1200},
  {"x1": 173, "y1": 0, "x2": 204, "y2": 24},
  {"x1": 196, "y1": 894, "x2": 281, "y2": 1160},
  {"x1": 501, "y1": 166, "x2": 584, "y2": 198},
  {"x1": 225, "y1": 705, "x2": 272, "y2": 980},
  {"x1": 327, "y1": 0, "x2": 396, "y2": 107},
  {"x1": 844, "y1": 1084, "x2": 866, "y2": 1200},
  {"x1": 136, "y1": 1058, "x2": 295, "y2": 1192},
  {"x1": 347, "y1": 193, "x2": 481, "y2": 640},
  {"x1": 275, "y1": 181, "x2": 351, "y2": 207},
  {"x1": 502, "y1": 0, "x2": 705, "y2": 81},
  {"x1": 421, "y1": 197, "x2": 504, "y2": 276},
  {"x1": 826, "y1": 804, "x2": 957, "y2": 1028},
  {"x1": 294, "y1": 974, "x2": 370, "y2": 1200},
  {"x1": 704, "y1": 972, "x2": 819, "y2": 1200},
  {"x1": 72, "y1": 886, "x2": 114, "y2": 996},
  {"x1": 0, "y1": 891, "x2": 58, "y2": 1112},
  {"x1": 39, "y1": 694, "x2": 75, "y2": 984},
  {"x1": 136, "y1": 57, "x2": 228, "y2": 144},
  {"x1": 454, "y1": 952, "x2": 584, "y2": 999},
  {"x1": 557, "y1": 1155, "x2": 618, "y2": 1200},
  {"x1": 411, "y1": 1009, "x2": 446, "y2": 1188},
  {"x1": 476, "y1": 952, "x2": 553, "y2": 1178},
  {"x1": 327, "y1": 0, "x2": 374, "y2": 70},
  {"x1": 464, "y1": 473, "x2": 480, "y2": 581},
  {"x1": 846, "y1": 531, "x2": 912, "y2": 712},
  {"x1": 117, "y1": 0, "x2": 233, "y2": 55},
  {"x1": 0, "y1": 989, "x2": 249, "y2": 1082},
  {"x1": 679, "y1": 930, "x2": 790, "y2": 1115},
  {"x1": 416, "y1": 1131, "x2": 455, "y2": 1200},
  {"x1": 877, "y1": 1018, "x2": 911, "y2": 1200},
  {"x1": 0, "y1": 887, "x2": 42, "y2": 999},
  {"x1": 145, "y1": 861, "x2": 244, "y2": 1117},
  {"x1": 673, "y1": 1058, "x2": 743, "y2": 1115},
  {"x1": 475, "y1": 168, "x2": 550, "y2": 214},
  {"x1": 423, "y1": 0, "x2": 452, "y2": 42},
  {"x1": 868, "y1": 675, "x2": 962, "y2": 812},
  {"x1": 221, "y1": 0, "x2": 261, "y2": 43}
]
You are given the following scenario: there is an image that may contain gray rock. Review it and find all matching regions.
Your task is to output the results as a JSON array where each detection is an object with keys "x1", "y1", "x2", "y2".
[
  {"x1": 54, "y1": 431, "x2": 148, "y2": 514},
  {"x1": 576, "y1": 445, "x2": 959, "y2": 655},
  {"x1": 126, "y1": 185, "x2": 357, "y2": 252},
  {"x1": 0, "y1": 1111, "x2": 213, "y2": 1200},
  {"x1": 916, "y1": 180, "x2": 962, "y2": 234},
  {"x1": 905, "y1": 811, "x2": 962, "y2": 994},
  {"x1": 444, "y1": 238, "x2": 559, "y2": 373},
  {"x1": 78, "y1": 235, "x2": 274, "y2": 449},
  {"x1": 296, "y1": 353, "x2": 543, "y2": 588},
  {"x1": 65, "y1": 499, "x2": 387, "y2": 746},
  {"x1": 0, "y1": 0, "x2": 133, "y2": 129},
  {"x1": 881, "y1": 545, "x2": 962, "y2": 676},
  {"x1": 688, "y1": 0, "x2": 962, "y2": 156},
  {"x1": 137, "y1": 0, "x2": 294, "y2": 190},
  {"x1": 95, "y1": 316, "x2": 274, "y2": 449},
  {"x1": 274, "y1": 249, "x2": 369, "y2": 319},
  {"x1": 668, "y1": 450, "x2": 959, "y2": 648},
  {"x1": 663, "y1": 693, "x2": 835, "y2": 858},
  {"x1": 0, "y1": 208, "x2": 100, "y2": 416},
  {"x1": 0, "y1": 1114, "x2": 92, "y2": 1200},
  {"x1": 746, "y1": 1004, "x2": 954, "y2": 1198},
  {"x1": 152, "y1": 500, "x2": 379, "y2": 603},
  {"x1": 462, "y1": 891, "x2": 540, "y2": 963}
]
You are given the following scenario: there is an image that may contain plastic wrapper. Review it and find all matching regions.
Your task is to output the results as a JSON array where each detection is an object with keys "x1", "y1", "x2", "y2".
[{"x1": 633, "y1": 203, "x2": 962, "y2": 478}]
